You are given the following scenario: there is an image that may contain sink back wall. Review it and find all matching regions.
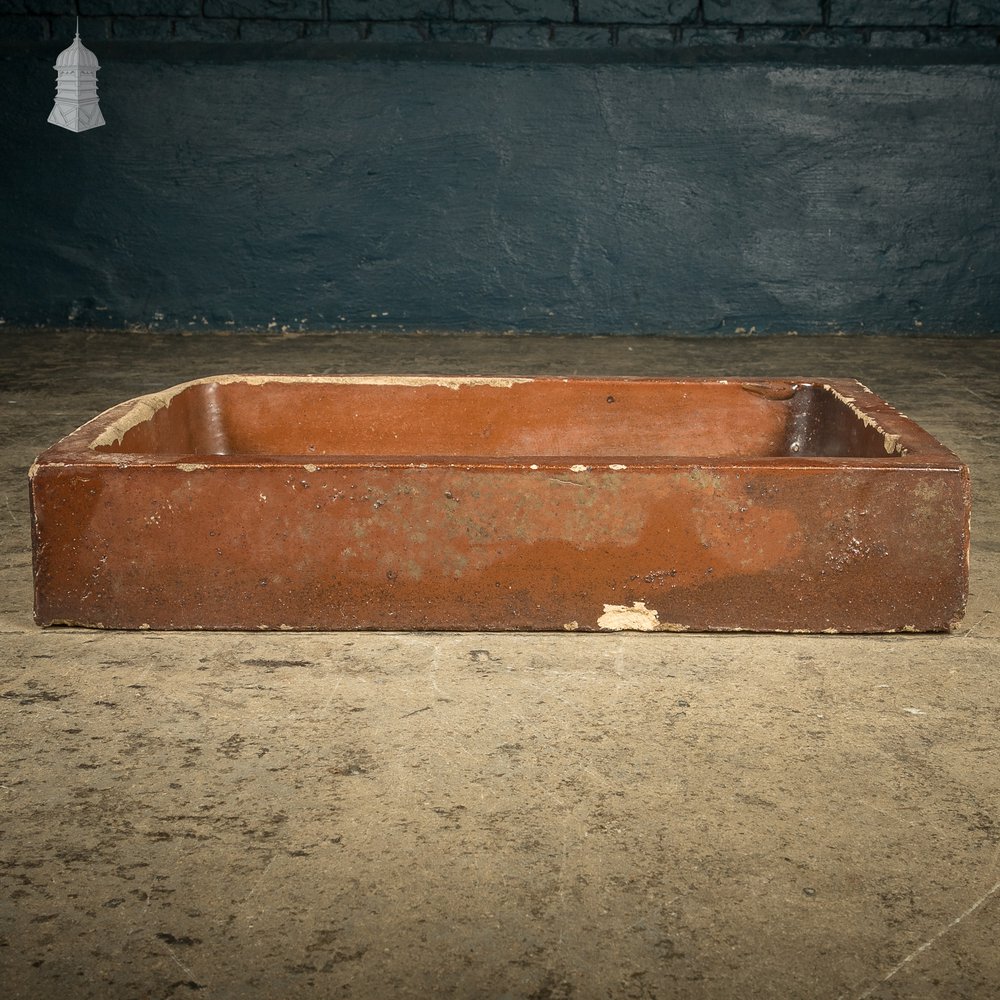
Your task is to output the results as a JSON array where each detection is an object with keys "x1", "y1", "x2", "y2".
[{"x1": 1, "y1": 2, "x2": 998, "y2": 335}]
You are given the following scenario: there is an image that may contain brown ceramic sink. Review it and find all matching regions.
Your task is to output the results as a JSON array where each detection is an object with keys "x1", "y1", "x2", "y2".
[{"x1": 30, "y1": 376, "x2": 970, "y2": 633}]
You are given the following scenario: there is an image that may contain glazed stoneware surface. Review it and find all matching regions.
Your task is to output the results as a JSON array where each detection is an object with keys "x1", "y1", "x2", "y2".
[{"x1": 29, "y1": 376, "x2": 970, "y2": 633}]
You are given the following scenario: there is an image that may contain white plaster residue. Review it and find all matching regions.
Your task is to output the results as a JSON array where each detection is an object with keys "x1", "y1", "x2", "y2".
[
  {"x1": 823, "y1": 384, "x2": 907, "y2": 455},
  {"x1": 563, "y1": 621, "x2": 579, "y2": 631},
  {"x1": 90, "y1": 397, "x2": 168, "y2": 448},
  {"x1": 530, "y1": 464, "x2": 539, "y2": 470},
  {"x1": 883, "y1": 433, "x2": 902, "y2": 455},
  {"x1": 608, "y1": 464, "x2": 627, "y2": 471},
  {"x1": 598, "y1": 601, "x2": 661, "y2": 632},
  {"x1": 176, "y1": 463, "x2": 208, "y2": 472},
  {"x1": 569, "y1": 464, "x2": 590, "y2": 473},
  {"x1": 231, "y1": 374, "x2": 532, "y2": 391},
  {"x1": 303, "y1": 464, "x2": 319, "y2": 473}
]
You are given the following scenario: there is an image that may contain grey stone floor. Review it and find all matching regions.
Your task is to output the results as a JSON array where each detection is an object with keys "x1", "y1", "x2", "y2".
[{"x1": 1, "y1": 330, "x2": 998, "y2": 1000}]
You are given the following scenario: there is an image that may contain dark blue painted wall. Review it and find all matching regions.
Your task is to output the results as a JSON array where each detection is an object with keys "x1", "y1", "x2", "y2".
[{"x1": 1, "y1": 2, "x2": 999, "y2": 334}]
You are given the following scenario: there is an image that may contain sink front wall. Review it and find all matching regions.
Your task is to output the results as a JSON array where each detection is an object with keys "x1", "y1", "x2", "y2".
[{"x1": 31, "y1": 459, "x2": 969, "y2": 633}]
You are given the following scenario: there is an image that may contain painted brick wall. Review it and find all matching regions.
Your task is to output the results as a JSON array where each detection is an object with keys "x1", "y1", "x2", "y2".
[
  {"x1": 2, "y1": 3, "x2": 999, "y2": 333},
  {"x1": 3, "y1": 1, "x2": 999, "y2": 46}
]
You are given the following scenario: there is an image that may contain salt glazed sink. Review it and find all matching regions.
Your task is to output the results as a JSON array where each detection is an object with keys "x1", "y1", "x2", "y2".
[{"x1": 30, "y1": 375, "x2": 970, "y2": 633}]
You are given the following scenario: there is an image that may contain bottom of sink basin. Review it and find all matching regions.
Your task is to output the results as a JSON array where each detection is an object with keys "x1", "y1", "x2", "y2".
[{"x1": 29, "y1": 375, "x2": 970, "y2": 633}]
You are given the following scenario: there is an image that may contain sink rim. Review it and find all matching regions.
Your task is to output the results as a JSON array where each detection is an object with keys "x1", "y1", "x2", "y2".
[{"x1": 31, "y1": 374, "x2": 966, "y2": 471}]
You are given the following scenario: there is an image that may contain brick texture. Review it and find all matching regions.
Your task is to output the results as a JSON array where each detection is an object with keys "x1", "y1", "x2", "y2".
[
  {"x1": 454, "y1": 1, "x2": 573, "y2": 20},
  {"x1": 550, "y1": 25, "x2": 613, "y2": 46},
  {"x1": 112, "y1": 16, "x2": 174, "y2": 37},
  {"x1": 240, "y1": 17, "x2": 305, "y2": 39},
  {"x1": 954, "y1": 2, "x2": 1000, "y2": 25},
  {"x1": 869, "y1": 29, "x2": 932, "y2": 47},
  {"x1": 617, "y1": 24, "x2": 678, "y2": 46},
  {"x1": 3, "y1": 0, "x2": 76, "y2": 11},
  {"x1": 172, "y1": 16, "x2": 239, "y2": 38},
  {"x1": 51, "y1": 14, "x2": 111, "y2": 38},
  {"x1": 5, "y1": 0, "x2": 1000, "y2": 46},
  {"x1": 79, "y1": 1, "x2": 201, "y2": 13},
  {"x1": 829, "y1": 1, "x2": 950, "y2": 26},
  {"x1": 741, "y1": 25, "x2": 866, "y2": 45},
  {"x1": 204, "y1": 0, "x2": 323, "y2": 19},
  {"x1": 934, "y1": 26, "x2": 1000, "y2": 45},
  {"x1": 578, "y1": 2, "x2": 698, "y2": 23},
  {"x1": 328, "y1": 1, "x2": 450, "y2": 18},
  {"x1": 366, "y1": 21, "x2": 431, "y2": 42},
  {"x1": 429, "y1": 21, "x2": 489, "y2": 42},
  {"x1": 681, "y1": 26, "x2": 739, "y2": 44},
  {"x1": 302, "y1": 20, "x2": 364, "y2": 39},
  {"x1": 0, "y1": 14, "x2": 50, "y2": 38},
  {"x1": 703, "y1": 1, "x2": 822, "y2": 24},
  {"x1": 490, "y1": 23, "x2": 554, "y2": 48}
]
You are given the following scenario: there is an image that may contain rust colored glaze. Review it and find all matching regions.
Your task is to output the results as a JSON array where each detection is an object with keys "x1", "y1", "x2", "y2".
[{"x1": 30, "y1": 376, "x2": 971, "y2": 633}]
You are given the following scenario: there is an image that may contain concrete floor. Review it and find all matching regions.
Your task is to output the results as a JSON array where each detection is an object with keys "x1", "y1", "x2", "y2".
[{"x1": 1, "y1": 330, "x2": 998, "y2": 1000}]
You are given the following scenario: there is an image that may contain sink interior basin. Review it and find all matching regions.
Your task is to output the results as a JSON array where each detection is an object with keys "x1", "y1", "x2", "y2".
[{"x1": 90, "y1": 376, "x2": 904, "y2": 461}]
